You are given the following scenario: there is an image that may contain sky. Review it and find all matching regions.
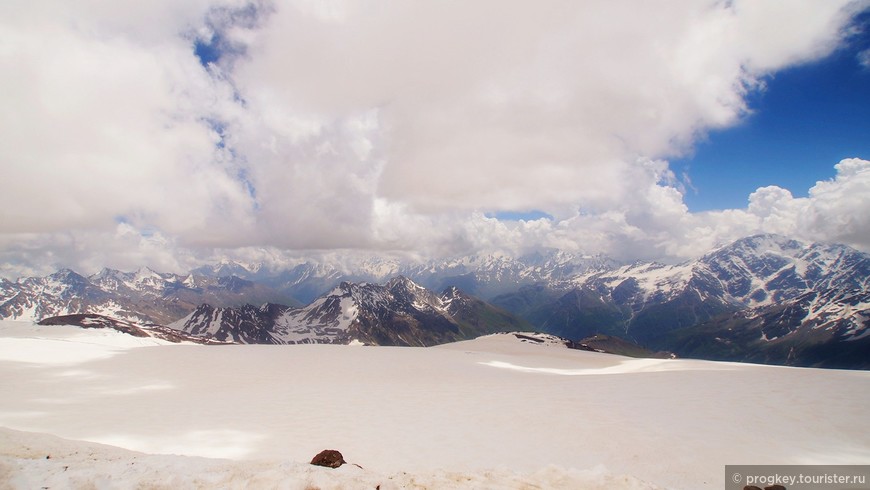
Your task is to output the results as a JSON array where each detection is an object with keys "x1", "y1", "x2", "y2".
[
  {"x1": 1, "y1": 0, "x2": 869, "y2": 277},
  {"x1": 677, "y1": 9, "x2": 870, "y2": 211}
]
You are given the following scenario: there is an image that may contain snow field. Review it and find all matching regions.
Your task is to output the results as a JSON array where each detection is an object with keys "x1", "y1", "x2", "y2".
[
  {"x1": 1, "y1": 322, "x2": 869, "y2": 489},
  {"x1": 0, "y1": 428, "x2": 655, "y2": 489}
]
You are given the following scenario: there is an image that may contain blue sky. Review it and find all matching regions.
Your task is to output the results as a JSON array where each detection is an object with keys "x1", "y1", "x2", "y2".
[{"x1": 677, "y1": 12, "x2": 870, "y2": 212}]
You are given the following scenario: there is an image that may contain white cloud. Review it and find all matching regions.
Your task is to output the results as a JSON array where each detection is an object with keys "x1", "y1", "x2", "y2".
[
  {"x1": 0, "y1": 0, "x2": 257, "y2": 243},
  {"x1": 654, "y1": 158, "x2": 870, "y2": 258},
  {"x1": 0, "y1": 224, "x2": 195, "y2": 278},
  {"x1": 232, "y1": 0, "x2": 854, "y2": 216},
  {"x1": 0, "y1": 0, "x2": 867, "y2": 277},
  {"x1": 799, "y1": 158, "x2": 870, "y2": 246}
]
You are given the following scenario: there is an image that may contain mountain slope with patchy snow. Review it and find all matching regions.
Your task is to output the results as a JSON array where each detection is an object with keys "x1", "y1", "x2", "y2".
[
  {"x1": 489, "y1": 235, "x2": 870, "y2": 367},
  {"x1": 170, "y1": 277, "x2": 529, "y2": 346}
]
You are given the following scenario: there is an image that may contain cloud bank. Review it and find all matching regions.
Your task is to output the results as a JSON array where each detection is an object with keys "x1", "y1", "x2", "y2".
[{"x1": 0, "y1": 0, "x2": 868, "y2": 276}]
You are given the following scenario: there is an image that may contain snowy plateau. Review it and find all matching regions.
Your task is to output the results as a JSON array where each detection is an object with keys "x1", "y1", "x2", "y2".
[{"x1": 1, "y1": 322, "x2": 868, "y2": 489}]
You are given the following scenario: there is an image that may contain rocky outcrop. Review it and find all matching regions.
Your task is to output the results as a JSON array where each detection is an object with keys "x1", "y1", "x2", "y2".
[{"x1": 310, "y1": 449, "x2": 346, "y2": 468}]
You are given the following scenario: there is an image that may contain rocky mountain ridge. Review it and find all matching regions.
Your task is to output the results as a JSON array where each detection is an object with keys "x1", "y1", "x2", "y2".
[
  {"x1": 488, "y1": 235, "x2": 869, "y2": 368},
  {"x1": 36, "y1": 313, "x2": 229, "y2": 344},
  {"x1": 169, "y1": 276, "x2": 529, "y2": 346}
]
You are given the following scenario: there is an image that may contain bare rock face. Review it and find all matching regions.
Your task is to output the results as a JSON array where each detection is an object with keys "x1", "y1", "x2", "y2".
[{"x1": 310, "y1": 449, "x2": 346, "y2": 468}]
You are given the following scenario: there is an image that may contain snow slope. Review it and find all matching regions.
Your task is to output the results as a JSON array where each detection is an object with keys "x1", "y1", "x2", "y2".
[
  {"x1": 0, "y1": 428, "x2": 655, "y2": 490},
  {"x1": 1, "y1": 322, "x2": 868, "y2": 489},
  {"x1": 0, "y1": 321, "x2": 175, "y2": 365}
]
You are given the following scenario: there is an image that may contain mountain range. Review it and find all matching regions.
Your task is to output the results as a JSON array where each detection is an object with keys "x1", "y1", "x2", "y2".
[
  {"x1": 169, "y1": 276, "x2": 528, "y2": 346},
  {"x1": 490, "y1": 235, "x2": 870, "y2": 368},
  {"x1": 1, "y1": 234, "x2": 867, "y2": 368},
  {"x1": 0, "y1": 267, "x2": 298, "y2": 324}
]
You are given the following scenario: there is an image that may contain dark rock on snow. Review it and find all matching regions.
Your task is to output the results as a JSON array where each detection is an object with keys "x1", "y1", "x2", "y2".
[{"x1": 310, "y1": 449, "x2": 346, "y2": 468}]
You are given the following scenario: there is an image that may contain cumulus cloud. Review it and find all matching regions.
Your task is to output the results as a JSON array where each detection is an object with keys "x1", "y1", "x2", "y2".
[
  {"x1": 0, "y1": 0, "x2": 258, "y2": 243},
  {"x1": 799, "y1": 158, "x2": 870, "y2": 245},
  {"x1": 0, "y1": 225, "x2": 196, "y2": 278},
  {"x1": 232, "y1": 0, "x2": 853, "y2": 215},
  {"x1": 658, "y1": 158, "x2": 870, "y2": 259},
  {"x1": 0, "y1": 0, "x2": 867, "y2": 276}
]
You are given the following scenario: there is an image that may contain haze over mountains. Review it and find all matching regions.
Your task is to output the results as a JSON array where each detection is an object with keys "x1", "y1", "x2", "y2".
[
  {"x1": 0, "y1": 267, "x2": 298, "y2": 325},
  {"x1": 2, "y1": 234, "x2": 868, "y2": 368}
]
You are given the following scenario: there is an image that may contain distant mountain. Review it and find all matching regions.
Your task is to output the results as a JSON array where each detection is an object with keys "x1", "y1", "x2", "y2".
[
  {"x1": 401, "y1": 251, "x2": 619, "y2": 299},
  {"x1": 170, "y1": 276, "x2": 530, "y2": 346},
  {"x1": 490, "y1": 234, "x2": 870, "y2": 368},
  {"x1": 192, "y1": 259, "x2": 394, "y2": 304},
  {"x1": 662, "y1": 288, "x2": 870, "y2": 369},
  {"x1": 0, "y1": 267, "x2": 298, "y2": 324},
  {"x1": 189, "y1": 251, "x2": 617, "y2": 304}
]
